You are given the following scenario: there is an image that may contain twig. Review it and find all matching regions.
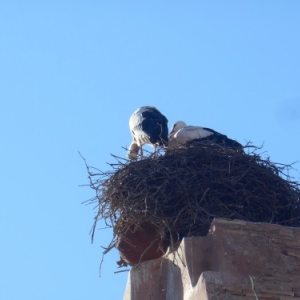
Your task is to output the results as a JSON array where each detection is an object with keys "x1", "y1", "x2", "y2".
[
  {"x1": 249, "y1": 276, "x2": 259, "y2": 300},
  {"x1": 114, "y1": 269, "x2": 130, "y2": 274}
]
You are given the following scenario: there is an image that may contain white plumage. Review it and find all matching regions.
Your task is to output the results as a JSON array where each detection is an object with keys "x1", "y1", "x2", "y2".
[
  {"x1": 127, "y1": 106, "x2": 169, "y2": 160},
  {"x1": 168, "y1": 121, "x2": 243, "y2": 151}
]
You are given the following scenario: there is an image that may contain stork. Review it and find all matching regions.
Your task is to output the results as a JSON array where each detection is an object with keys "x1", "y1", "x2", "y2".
[
  {"x1": 168, "y1": 121, "x2": 243, "y2": 151},
  {"x1": 127, "y1": 106, "x2": 168, "y2": 160}
]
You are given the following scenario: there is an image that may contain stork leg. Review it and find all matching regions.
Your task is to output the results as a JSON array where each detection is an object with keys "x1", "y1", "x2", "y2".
[
  {"x1": 139, "y1": 146, "x2": 143, "y2": 158},
  {"x1": 149, "y1": 144, "x2": 159, "y2": 158}
]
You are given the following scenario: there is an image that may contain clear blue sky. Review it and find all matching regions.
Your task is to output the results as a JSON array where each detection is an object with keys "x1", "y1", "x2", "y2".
[{"x1": 1, "y1": 1, "x2": 300, "y2": 299}]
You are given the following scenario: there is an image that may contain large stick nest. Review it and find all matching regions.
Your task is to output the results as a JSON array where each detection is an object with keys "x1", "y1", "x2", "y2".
[{"x1": 84, "y1": 143, "x2": 300, "y2": 263}]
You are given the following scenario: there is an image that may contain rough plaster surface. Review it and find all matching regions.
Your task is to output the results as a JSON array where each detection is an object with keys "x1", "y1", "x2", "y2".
[{"x1": 123, "y1": 218, "x2": 300, "y2": 300}]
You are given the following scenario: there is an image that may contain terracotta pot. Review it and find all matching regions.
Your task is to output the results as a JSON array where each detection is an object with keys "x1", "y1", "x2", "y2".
[{"x1": 117, "y1": 222, "x2": 169, "y2": 266}]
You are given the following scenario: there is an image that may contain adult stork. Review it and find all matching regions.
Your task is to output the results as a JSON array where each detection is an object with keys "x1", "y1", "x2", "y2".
[
  {"x1": 168, "y1": 121, "x2": 243, "y2": 151},
  {"x1": 127, "y1": 106, "x2": 169, "y2": 160}
]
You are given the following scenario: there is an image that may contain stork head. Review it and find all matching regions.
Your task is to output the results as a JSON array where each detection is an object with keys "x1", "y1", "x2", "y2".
[
  {"x1": 127, "y1": 142, "x2": 140, "y2": 160},
  {"x1": 169, "y1": 121, "x2": 187, "y2": 137}
]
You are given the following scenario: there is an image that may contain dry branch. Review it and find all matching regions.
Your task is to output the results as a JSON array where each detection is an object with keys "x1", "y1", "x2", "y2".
[{"x1": 83, "y1": 143, "x2": 300, "y2": 266}]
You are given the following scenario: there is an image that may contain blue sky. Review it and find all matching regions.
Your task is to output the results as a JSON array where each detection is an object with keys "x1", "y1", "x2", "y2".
[{"x1": 1, "y1": 1, "x2": 300, "y2": 299}]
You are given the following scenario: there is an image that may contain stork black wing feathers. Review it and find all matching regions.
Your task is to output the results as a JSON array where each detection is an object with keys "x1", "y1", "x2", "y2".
[
  {"x1": 201, "y1": 127, "x2": 243, "y2": 149},
  {"x1": 141, "y1": 110, "x2": 168, "y2": 145}
]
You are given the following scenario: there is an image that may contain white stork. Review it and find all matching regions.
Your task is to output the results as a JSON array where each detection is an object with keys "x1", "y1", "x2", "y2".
[
  {"x1": 168, "y1": 121, "x2": 243, "y2": 151},
  {"x1": 127, "y1": 106, "x2": 169, "y2": 160}
]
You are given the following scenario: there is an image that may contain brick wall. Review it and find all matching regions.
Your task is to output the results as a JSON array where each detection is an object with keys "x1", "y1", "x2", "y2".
[{"x1": 124, "y1": 218, "x2": 300, "y2": 300}]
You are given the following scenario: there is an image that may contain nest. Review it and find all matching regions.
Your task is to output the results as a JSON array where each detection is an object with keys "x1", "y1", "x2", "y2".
[{"x1": 84, "y1": 143, "x2": 300, "y2": 266}]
